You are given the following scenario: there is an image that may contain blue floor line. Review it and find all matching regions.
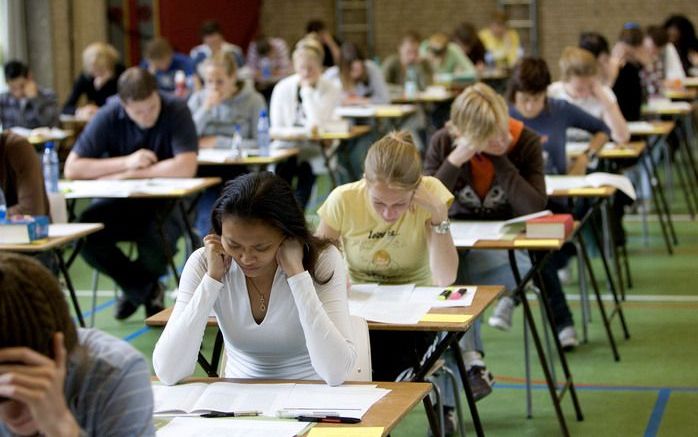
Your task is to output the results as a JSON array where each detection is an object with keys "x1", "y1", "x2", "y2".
[
  {"x1": 81, "y1": 298, "x2": 116, "y2": 318},
  {"x1": 644, "y1": 388, "x2": 671, "y2": 437},
  {"x1": 123, "y1": 326, "x2": 151, "y2": 342}
]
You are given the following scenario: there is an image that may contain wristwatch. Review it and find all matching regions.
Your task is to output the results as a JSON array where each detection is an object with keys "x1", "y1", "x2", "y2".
[{"x1": 431, "y1": 219, "x2": 451, "y2": 234}]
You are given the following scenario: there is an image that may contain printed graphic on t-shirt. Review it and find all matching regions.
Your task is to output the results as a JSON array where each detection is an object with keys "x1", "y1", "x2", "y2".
[{"x1": 456, "y1": 183, "x2": 509, "y2": 216}]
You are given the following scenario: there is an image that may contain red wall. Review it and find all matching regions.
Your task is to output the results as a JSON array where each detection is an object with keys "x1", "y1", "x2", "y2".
[{"x1": 158, "y1": 0, "x2": 262, "y2": 54}]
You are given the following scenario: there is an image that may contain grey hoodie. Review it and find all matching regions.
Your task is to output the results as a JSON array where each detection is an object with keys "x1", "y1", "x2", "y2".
[{"x1": 187, "y1": 81, "x2": 266, "y2": 139}]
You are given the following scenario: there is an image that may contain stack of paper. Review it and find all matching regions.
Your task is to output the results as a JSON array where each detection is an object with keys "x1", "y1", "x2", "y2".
[
  {"x1": 627, "y1": 121, "x2": 658, "y2": 134},
  {"x1": 152, "y1": 382, "x2": 390, "y2": 420},
  {"x1": 10, "y1": 126, "x2": 70, "y2": 140},
  {"x1": 348, "y1": 284, "x2": 477, "y2": 324},
  {"x1": 565, "y1": 142, "x2": 589, "y2": 157},
  {"x1": 451, "y1": 210, "x2": 552, "y2": 247},
  {"x1": 157, "y1": 417, "x2": 309, "y2": 437},
  {"x1": 545, "y1": 173, "x2": 636, "y2": 200},
  {"x1": 60, "y1": 178, "x2": 206, "y2": 198}
]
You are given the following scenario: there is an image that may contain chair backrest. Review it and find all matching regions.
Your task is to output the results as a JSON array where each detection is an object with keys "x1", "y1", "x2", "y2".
[{"x1": 348, "y1": 315, "x2": 372, "y2": 382}]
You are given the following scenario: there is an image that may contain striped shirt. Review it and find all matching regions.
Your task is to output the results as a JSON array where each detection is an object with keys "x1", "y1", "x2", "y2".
[
  {"x1": 0, "y1": 88, "x2": 60, "y2": 129},
  {"x1": 0, "y1": 329, "x2": 155, "y2": 437}
]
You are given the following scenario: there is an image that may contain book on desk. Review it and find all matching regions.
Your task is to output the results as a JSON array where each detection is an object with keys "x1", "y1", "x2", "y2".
[{"x1": 526, "y1": 214, "x2": 574, "y2": 239}]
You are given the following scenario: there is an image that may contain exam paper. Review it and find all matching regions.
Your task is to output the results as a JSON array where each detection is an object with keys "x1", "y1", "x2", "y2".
[
  {"x1": 627, "y1": 121, "x2": 657, "y2": 134},
  {"x1": 157, "y1": 417, "x2": 309, "y2": 437},
  {"x1": 153, "y1": 382, "x2": 389, "y2": 420},
  {"x1": 60, "y1": 178, "x2": 206, "y2": 198},
  {"x1": 450, "y1": 210, "x2": 551, "y2": 247},
  {"x1": 545, "y1": 173, "x2": 636, "y2": 200},
  {"x1": 348, "y1": 284, "x2": 430, "y2": 324}
]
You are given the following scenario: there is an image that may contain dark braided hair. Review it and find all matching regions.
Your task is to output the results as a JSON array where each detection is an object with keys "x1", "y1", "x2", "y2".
[
  {"x1": 0, "y1": 253, "x2": 78, "y2": 358},
  {"x1": 211, "y1": 172, "x2": 335, "y2": 284}
]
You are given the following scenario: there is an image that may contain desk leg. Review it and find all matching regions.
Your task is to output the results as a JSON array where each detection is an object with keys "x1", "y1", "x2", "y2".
[
  {"x1": 507, "y1": 250, "x2": 533, "y2": 418},
  {"x1": 411, "y1": 332, "x2": 484, "y2": 437},
  {"x1": 54, "y1": 249, "x2": 86, "y2": 328},
  {"x1": 450, "y1": 337, "x2": 485, "y2": 437},
  {"x1": 677, "y1": 118, "x2": 698, "y2": 209},
  {"x1": 601, "y1": 199, "x2": 627, "y2": 300},
  {"x1": 640, "y1": 149, "x2": 673, "y2": 254},
  {"x1": 528, "y1": 252, "x2": 584, "y2": 424},
  {"x1": 680, "y1": 114, "x2": 698, "y2": 185},
  {"x1": 586, "y1": 221, "x2": 631, "y2": 341},
  {"x1": 422, "y1": 395, "x2": 442, "y2": 437},
  {"x1": 647, "y1": 136, "x2": 678, "y2": 245}
]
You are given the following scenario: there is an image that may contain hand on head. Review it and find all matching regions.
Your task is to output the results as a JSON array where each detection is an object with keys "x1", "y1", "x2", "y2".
[{"x1": 0, "y1": 333, "x2": 79, "y2": 437}]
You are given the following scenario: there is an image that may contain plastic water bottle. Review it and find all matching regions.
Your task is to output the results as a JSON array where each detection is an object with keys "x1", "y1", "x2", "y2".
[
  {"x1": 260, "y1": 57, "x2": 272, "y2": 81},
  {"x1": 404, "y1": 66, "x2": 418, "y2": 99},
  {"x1": 42, "y1": 142, "x2": 59, "y2": 193},
  {"x1": 231, "y1": 125, "x2": 245, "y2": 160},
  {"x1": 257, "y1": 109, "x2": 271, "y2": 156},
  {"x1": 0, "y1": 186, "x2": 7, "y2": 222},
  {"x1": 174, "y1": 70, "x2": 187, "y2": 97}
]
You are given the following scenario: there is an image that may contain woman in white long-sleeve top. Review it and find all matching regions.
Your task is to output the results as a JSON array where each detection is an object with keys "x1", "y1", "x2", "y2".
[
  {"x1": 153, "y1": 172, "x2": 356, "y2": 386},
  {"x1": 270, "y1": 37, "x2": 341, "y2": 210}
]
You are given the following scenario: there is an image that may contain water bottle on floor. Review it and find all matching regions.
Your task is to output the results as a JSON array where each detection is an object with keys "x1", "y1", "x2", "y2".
[{"x1": 42, "y1": 141, "x2": 59, "y2": 194}]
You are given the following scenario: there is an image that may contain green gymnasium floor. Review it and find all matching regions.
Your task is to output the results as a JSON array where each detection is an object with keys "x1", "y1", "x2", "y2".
[{"x1": 61, "y1": 187, "x2": 698, "y2": 436}]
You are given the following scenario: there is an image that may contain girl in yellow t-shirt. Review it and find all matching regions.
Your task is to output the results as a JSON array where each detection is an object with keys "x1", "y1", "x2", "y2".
[{"x1": 316, "y1": 131, "x2": 458, "y2": 381}]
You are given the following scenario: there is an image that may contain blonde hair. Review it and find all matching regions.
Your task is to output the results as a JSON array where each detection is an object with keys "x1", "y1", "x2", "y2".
[
  {"x1": 364, "y1": 131, "x2": 422, "y2": 191},
  {"x1": 293, "y1": 36, "x2": 324, "y2": 65},
  {"x1": 82, "y1": 42, "x2": 119, "y2": 74},
  {"x1": 447, "y1": 83, "x2": 508, "y2": 149},
  {"x1": 559, "y1": 46, "x2": 598, "y2": 81},
  {"x1": 201, "y1": 52, "x2": 237, "y2": 76}
]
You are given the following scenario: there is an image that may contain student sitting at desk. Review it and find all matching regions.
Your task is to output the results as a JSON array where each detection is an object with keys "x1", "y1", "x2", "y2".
[
  {"x1": 0, "y1": 131, "x2": 50, "y2": 216},
  {"x1": 316, "y1": 131, "x2": 458, "y2": 382},
  {"x1": 611, "y1": 24, "x2": 651, "y2": 121},
  {"x1": 420, "y1": 32, "x2": 476, "y2": 81},
  {"x1": 64, "y1": 67, "x2": 198, "y2": 320},
  {"x1": 642, "y1": 25, "x2": 686, "y2": 97},
  {"x1": 188, "y1": 53, "x2": 267, "y2": 239},
  {"x1": 478, "y1": 10, "x2": 522, "y2": 70},
  {"x1": 305, "y1": 19, "x2": 341, "y2": 68},
  {"x1": 579, "y1": 32, "x2": 621, "y2": 87},
  {"x1": 62, "y1": 42, "x2": 125, "y2": 120},
  {"x1": 453, "y1": 22, "x2": 487, "y2": 72},
  {"x1": 324, "y1": 42, "x2": 390, "y2": 105},
  {"x1": 507, "y1": 57, "x2": 611, "y2": 176},
  {"x1": 548, "y1": 46, "x2": 630, "y2": 144},
  {"x1": 0, "y1": 60, "x2": 59, "y2": 129},
  {"x1": 141, "y1": 37, "x2": 195, "y2": 95},
  {"x1": 664, "y1": 14, "x2": 698, "y2": 75},
  {"x1": 0, "y1": 253, "x2": 154, "y2": 437},
  {"x1": 246, "y1": 35, "x2": 293, "y2": 82},
  {"x1": 424, "y1": 83, "x2": 547, "y2": 406},
  {"x1": 382, "y1": 31, "x2": 433, "y2": 93},
  {"x1": 270, "y1": 37, "x2": 341, "y2": 210},
  {"x1": 153, "y1": 172, "x2": 356, "y2": 386},
  {"x1": 190, "y1": 20, "x2": 245, "y2": 73}
]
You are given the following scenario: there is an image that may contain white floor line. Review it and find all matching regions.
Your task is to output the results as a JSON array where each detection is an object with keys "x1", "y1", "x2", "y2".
[
  {"x1": 624, "y1": 213, "x2": 696, "y2": 222},
  {"x1": 563, "y1": 293, "x2": 698, "y2": 303}
]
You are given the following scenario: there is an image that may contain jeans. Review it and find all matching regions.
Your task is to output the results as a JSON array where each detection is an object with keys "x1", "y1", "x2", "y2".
[
  {"x1": 275, "y1": 156, "x2": 316, "y2": 210},
  {"x1": 79, "y1": 199, "x2": 182, "y2": 305}
]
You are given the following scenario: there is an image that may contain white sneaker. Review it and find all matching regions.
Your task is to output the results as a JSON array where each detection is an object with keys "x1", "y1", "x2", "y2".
[
  {"x1": 557, "y1": 266, "x2": 573, "y2": 285},
  {"x1": 488, "y1": 296, "x2": 515, "y2": 331},
  {"x1": 558, "y1": 326, "x2": 579, "y2": 350}
]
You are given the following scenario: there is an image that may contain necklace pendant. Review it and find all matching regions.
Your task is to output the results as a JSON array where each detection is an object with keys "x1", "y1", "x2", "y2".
[{"x1": 259, "y1": 298, "x2": 266, "y2": 312}]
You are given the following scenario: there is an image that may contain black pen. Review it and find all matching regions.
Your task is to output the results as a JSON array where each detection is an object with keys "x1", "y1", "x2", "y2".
[
  {"x1": 200, "y1": 410, "x2": 262, "y2": 418},
  {"x1": 296, "y1": 415, "x2": 361, "y2": 424}
]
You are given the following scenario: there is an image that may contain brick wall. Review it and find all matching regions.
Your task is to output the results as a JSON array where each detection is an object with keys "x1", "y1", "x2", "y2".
[{"x1": 260, "y1": 0, "x2": 697, "y2": 78}]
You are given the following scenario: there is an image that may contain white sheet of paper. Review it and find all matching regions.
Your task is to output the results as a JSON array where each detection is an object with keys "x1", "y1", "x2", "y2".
[
  {"x1": 545, "y1": 173, "x2": 636, "y2": 200},
  {"x1": 157, "y1": 417, "x2": 309, "y2": 437},
  {"x1": 566, "y1": 142, "x2": 589, "y2": 156},
  {"x1": 627, "y1": 121, "x2": 658, "y2": 134},
  {"x1": 354, "y1": 301, "x2": 431, "y2": 324},
  {"x1": 60, "y1": 178, "x2": 206, "y2": 198},
  {"x1": 48, "y1": 223, "x2": 101, "y2": 238},
  {"x1": 278, "y1": 384, "x2": 389, "y2": 420},
  {"x1": 410, "y1": 286, "x2": 477, "y2": 307}
]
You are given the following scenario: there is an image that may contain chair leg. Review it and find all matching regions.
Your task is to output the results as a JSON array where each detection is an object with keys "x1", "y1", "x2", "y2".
[
  {"x1": 425, "y1": 376, "x2": 445, "y2": 437},
  {"x1": 90, "y1": 269, "x2": 100, "y2": 327},
  {"x1": 442, "y1": 366, "x2": 467, "y2": 437}
]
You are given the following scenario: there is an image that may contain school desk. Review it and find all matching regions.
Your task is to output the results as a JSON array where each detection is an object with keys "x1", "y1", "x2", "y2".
[{"x1": 0, "y1": 223, "x2": 104, "y2": 327}]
